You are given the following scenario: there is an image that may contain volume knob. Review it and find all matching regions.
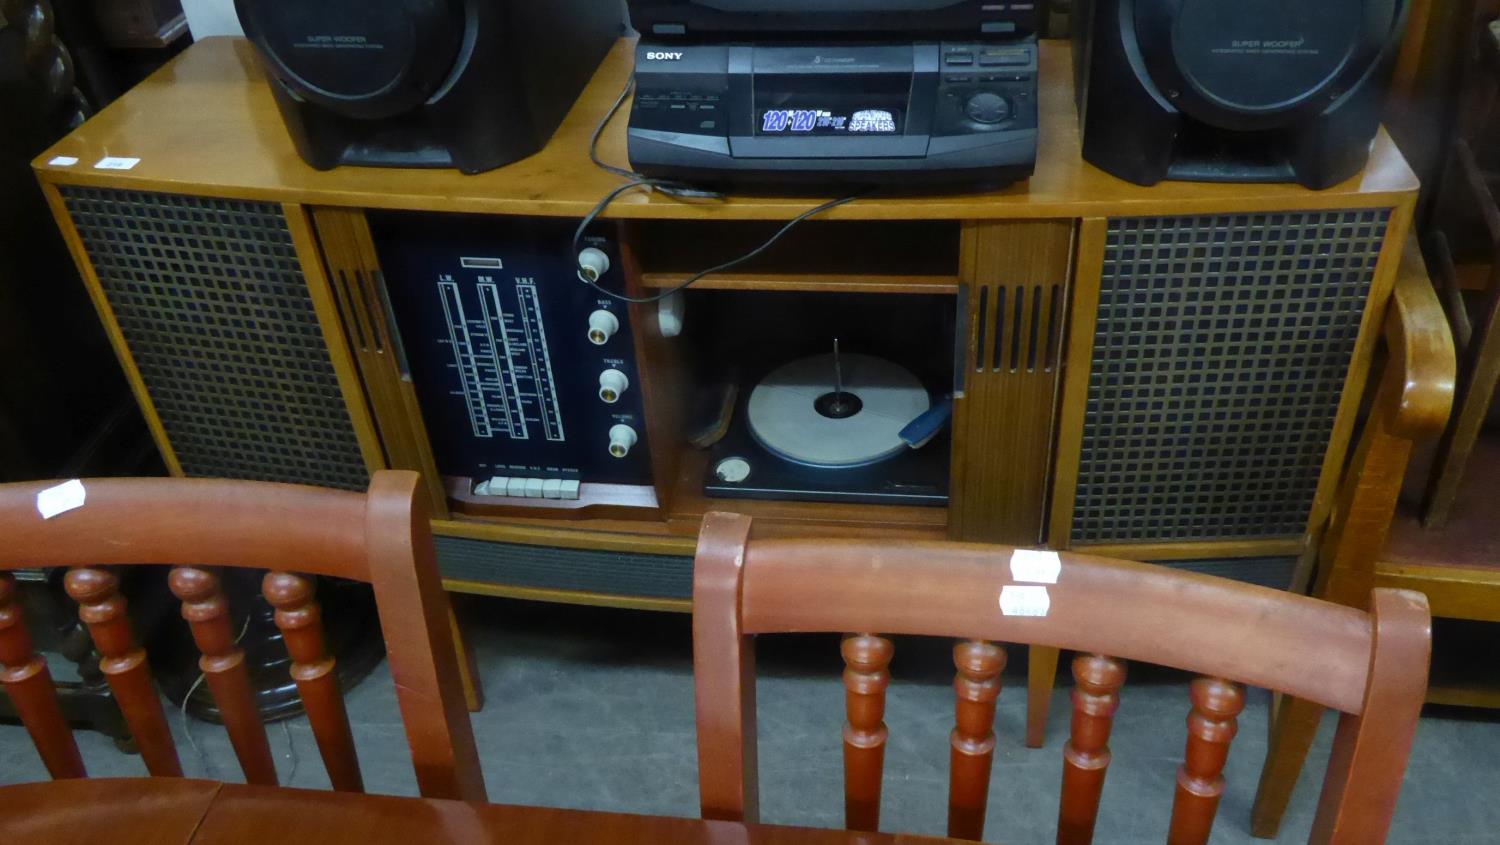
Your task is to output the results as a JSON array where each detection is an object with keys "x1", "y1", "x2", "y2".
[
  {"x1": 608, "y1": 425, "x2": 638, "y2": 459},
  {"x1": 964, "y1": 92, "x2": 1011, "y2": 124}
]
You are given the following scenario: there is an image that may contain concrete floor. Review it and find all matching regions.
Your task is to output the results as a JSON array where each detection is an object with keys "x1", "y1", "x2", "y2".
[{"x1": 2, "y1": 597, "x2": 1495, "y2": 845}]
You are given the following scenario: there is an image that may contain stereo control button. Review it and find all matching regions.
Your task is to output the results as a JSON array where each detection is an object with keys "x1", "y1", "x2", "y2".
[
  {"x1": 542, "y1": 479, "x2": 564, "y2": 500},
  {"x1": 979, "y1": 47, "x2": 1030, "y2": 66},
  {"x1": 560, "y1": 480, "x2": 582, "y2": 500},
  {"x1": 965, "y1": 92, "x2": 1012, "y2": 124}
]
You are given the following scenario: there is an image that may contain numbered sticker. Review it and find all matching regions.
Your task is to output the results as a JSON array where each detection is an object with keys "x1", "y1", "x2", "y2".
[
  {"x1": 999, "y1": 585, "x2": 1051, "y2": 618},
  {"x1": 94, "y1": 157, "x2": 142, "y2": 171},
  {"x1": 36, "y1": 480, "x2": 87, "y2": 519},
  {"x1": 1010, "y1": 549, "x2": 1061, "y2": 584}
]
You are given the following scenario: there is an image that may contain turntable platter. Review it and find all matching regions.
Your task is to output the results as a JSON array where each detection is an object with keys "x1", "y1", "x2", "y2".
[{"x1": 747, "y1": 353, "x2": 930, "y2": 468}]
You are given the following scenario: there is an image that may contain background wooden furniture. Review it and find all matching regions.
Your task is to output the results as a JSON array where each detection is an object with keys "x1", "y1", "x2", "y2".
[
  {"x1": 692, "y1": 512, "x2": 1432, "y2": 844},
  {"x1": 1250, "y1": 12, "x2": 1500, "y2": 837},
  {"x1": 1248, "y1": 245, "x2": 1465, "y2": 836},
  {"x1": 31, "y1": 37, "x2": 1440, "y2": 740},
  {"x1": 0, "y1": 777, "x2": 967, "y2": 845},
  {"x1": 1417, "y1": 7, "x2": 1500, "y2": 525},
  {"x1": 0, "y1": 471, "x2": 484, "y2": 802}
]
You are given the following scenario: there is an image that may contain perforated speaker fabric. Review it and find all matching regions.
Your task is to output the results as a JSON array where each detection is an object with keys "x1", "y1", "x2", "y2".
[
  {"x1": 1072, "y1": 209, "x2": 1390, "y2": 544},
  {"x1": 60, "y1": 187, "x2": 369, "y2": 490}
]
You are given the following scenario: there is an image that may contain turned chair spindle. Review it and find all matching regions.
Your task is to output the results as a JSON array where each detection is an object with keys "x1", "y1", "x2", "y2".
[
  {"x1": 1057, "y1": 654, "x2": 1126, "y2": 845},
  {"x1": 168, "y1": 566, "x2": 277, "y2": 785},
  {"x1": 0, "y1": 573, "x2": 85, "y2": 778},
  {"x1": 842, "y1": 633, "x2": 894, "y2": 831},
  {"x1": 692, "y1": 512, "x2": 1430, "y2": 845},
  {"x1": 264, "y1": 570, "x2": 363, "y2": 792},
  {"x1": 64, "y1": 566, "x2": 183, "y2": 777},
  {"x1": 948, "y1": 640, "x2": 1006, "y2": 840},
  {"x1": 1169, "y1": 678, "x2": 1246, "y2": 845}
]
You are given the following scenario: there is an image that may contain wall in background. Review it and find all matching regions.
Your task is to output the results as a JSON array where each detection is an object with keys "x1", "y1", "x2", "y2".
[{"x1": 182, "y1": 0, "x2": 242, "y2": 38}]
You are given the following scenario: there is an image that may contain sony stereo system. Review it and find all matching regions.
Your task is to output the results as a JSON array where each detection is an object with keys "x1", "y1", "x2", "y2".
[
  {"x1": 1074, "y1": 0, "x2": 1409, "y2": 189},
  {"x1": 624, "y1": 0, "x2": 1042, "y2": 187},
  {"x1": 234, "y1": 0, "x2": 624, "y2": 173}
]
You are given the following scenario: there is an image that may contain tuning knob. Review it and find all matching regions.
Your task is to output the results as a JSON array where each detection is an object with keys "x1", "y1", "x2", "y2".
[
  {"x1": 964, "y1": 92, "x2": 1011, "y2": 124},
  {"x1": 578, "y1": 248, "x2": 612, "y2": 282}
]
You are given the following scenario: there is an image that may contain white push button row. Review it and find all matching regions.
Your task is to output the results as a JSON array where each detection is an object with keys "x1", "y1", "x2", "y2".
[{"x1": 476, "y1": 476, "x2": 583, "y2": 501}]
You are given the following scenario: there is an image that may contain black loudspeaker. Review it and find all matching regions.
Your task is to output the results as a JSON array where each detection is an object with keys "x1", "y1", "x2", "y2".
[
  {"x1": 1074, "y1": 0, "x2": 1408, "y2": 189},
  {"x1": 234, "y1": 0, "x2": 623, "y2": 174}
]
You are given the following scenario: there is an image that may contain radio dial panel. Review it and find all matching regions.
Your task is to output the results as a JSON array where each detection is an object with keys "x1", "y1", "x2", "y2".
[{"x1": 371, "y1": 214, "x2": 654, "y2": 505}]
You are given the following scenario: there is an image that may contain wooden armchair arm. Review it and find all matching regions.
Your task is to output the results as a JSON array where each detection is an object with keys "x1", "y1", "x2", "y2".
[
  {"x1": 1308, "y1": 235, "x2": 1459, "y2": 599},
  {"x1": 1380, "y1": 235, "x2": 1457, "y2": 439}
]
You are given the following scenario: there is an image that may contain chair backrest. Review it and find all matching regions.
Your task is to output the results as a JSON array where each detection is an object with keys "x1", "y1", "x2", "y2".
[
  {"x1": 692, "y1": 512, "x2": 1431, "y2": 845},
  {"x1": 0, "y1": 471, "x2": 485, "y2": 802}
]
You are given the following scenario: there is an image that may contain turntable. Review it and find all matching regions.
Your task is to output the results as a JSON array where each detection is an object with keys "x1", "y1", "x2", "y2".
[{"x1": 705, "y1": 345, "x2": 950, "y2": 506}]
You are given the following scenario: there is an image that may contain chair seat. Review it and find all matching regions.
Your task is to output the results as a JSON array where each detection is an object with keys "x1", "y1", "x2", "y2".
[
  {"x1": 1377, "y1": 434, "x2": 1500, "y2": 622},
  {"x1": 1384, "y1": 435, "x2": 1500, "y2": 571}
]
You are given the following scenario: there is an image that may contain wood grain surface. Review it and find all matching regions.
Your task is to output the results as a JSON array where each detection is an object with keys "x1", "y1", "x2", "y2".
[
  {"x1": 0, "y1": 778, "x2": 222, "y2": 845},
  {"x1": 0, "y1": 779, "x2": 958, "y2": 845},
  {"x1": 32, "y1": 39, "x2": 1417, "y2": 221}
]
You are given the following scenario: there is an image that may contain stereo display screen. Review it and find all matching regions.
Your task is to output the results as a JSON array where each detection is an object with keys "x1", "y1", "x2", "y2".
[{"x1": 754, "y1": 72, "x2": 911, "y2": 136}]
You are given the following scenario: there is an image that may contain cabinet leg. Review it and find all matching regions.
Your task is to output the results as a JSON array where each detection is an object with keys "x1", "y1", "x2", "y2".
[
  {"x1": 448, "y1": 600, "x2": 484, "y2": 713},
  {"x1": 1026, "y1": 645, "x2": 1060, "y2": 748},
  {"x1": 1251, "y1": 693, "x2": 1324, "y2": 838}
]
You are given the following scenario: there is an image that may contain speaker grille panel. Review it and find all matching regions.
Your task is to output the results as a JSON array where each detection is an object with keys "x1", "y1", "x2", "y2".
[
  {"x1": 434, "y1": 536, "x2": 693, "y2": 599},
  {"x1": 61, "y1": 187, "x2": 369, "y2": 490},
  {"x1": 1072, "y1": 210, "x2": 1390, "y2": 544}
]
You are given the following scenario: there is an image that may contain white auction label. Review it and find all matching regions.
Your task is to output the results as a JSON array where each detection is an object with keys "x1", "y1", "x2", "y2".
[
  {"x1": 999, "y1": 585, "x2": 1051, "y2": 617},
  {"x1": 94, "y1": 156, "x2": 141, "y2": 170},
  {"x1": 36, "y1": 480, "x2": 87, "y2": 519},
  {"x1": 1010, "y1": 549, "x2": 1061, "y2": 584},
  {"x1": 49, "y1": 156, "x2": 80, "y2": 167}
]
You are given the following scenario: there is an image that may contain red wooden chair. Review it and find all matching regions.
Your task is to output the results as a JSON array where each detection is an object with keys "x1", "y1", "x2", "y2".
[
  {"x1": 693, "y1": 512, "x2": 1431, "y2": 844},
  {"x1": 0, "y1": 471, "x2": 484, "y2": 801}
]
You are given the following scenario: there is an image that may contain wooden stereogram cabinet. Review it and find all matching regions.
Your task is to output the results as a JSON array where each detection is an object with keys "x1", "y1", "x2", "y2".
[{"x1": 35, "y1": 37, "x2": 1430, "y2": 631}]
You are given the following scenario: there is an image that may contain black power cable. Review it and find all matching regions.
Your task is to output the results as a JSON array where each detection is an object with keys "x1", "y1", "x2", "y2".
[{"x1": 574, "y1": 75, "x2": 870, "y2": 305}]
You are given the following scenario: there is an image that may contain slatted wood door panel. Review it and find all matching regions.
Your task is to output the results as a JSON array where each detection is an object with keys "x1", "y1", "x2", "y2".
[
  {"x1": 949, "y1": 220, "x2": 1075, "y2": 546},
  {"x1": 311, "y1": 208, "x2": 448, "y2": 515}
]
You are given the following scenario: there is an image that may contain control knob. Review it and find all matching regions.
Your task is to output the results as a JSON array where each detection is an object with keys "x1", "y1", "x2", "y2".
[
  {"x1": 964, "y1": 92, "x2": 1011, "y2": 125},
  {"x1": 599, "y1": 369, "x2": 630, "y2": 404},
  {"x1": 608, "y1": 424, "x2": 638, "y2": 459},
  {"x1": 587, "y1": 310, "x2": 619, "y2": 345}
]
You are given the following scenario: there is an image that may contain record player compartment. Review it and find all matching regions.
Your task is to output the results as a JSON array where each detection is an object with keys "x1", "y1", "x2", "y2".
[{"x1": 664, "y1": 289, "x2": 959, "y2": 510}]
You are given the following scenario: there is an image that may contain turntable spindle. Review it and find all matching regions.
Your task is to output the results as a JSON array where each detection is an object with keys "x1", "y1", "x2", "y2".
[{"x1": 817, "y1": 339, "x2": 864, "y2": 420}]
